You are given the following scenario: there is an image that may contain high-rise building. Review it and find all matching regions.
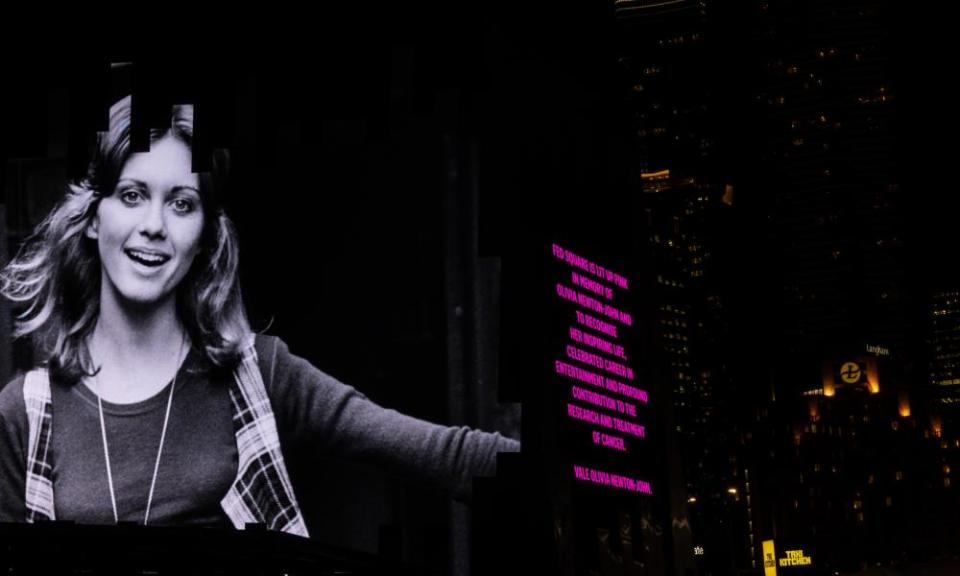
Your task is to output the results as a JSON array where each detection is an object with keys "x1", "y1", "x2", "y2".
[
  {"x1": 755, "y1": 0, "x2": 906, "y2": 383},
  {"x1": 741, "y1": 1, "x2": 954, "y2": 571},
  {"x1": 929, "y1": 290, "x2": 960, "y2": 405},
  {"x1": 616, "y1": 3, "x2": 748, "y2": 573}
]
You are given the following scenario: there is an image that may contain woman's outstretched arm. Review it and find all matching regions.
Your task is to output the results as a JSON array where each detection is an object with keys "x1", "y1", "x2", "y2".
[{"x1": 257, "y1": 336, "x2": 520, "y2": 502}]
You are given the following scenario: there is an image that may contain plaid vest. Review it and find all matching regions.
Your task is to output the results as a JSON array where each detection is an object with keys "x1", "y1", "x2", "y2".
[{"x1": 21, "y1": 336, "x2": 309, "y2": 537}]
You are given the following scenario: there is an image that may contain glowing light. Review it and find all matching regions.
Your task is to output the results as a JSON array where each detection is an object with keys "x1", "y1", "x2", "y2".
[
  {"x1": 641, "y1": 169, "x2": 670, "y2": 180},
  {"x1": 727, "y1": 487, "x2": 738, "y2": 495},
  {"x1": 762, "y1": 540, "x2": 777, "y2": 576},
  {"x1": 778, "y1": 549, "x2": 813, "y2": 567},
  {"x1": 723, "y1": 184, "x2": 734, "y2": 206},
  {"x1": 898, "y1": 391, "x2": 911, "y2": 418},
  {"x1": 687, "y1": 496, "x2": 697, "y2": 504}
]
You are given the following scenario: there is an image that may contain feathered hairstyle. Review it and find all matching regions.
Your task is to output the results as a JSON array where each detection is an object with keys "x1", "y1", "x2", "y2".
[{"x1": 0, "y1": 96, "x2": 250, "y2": 382}]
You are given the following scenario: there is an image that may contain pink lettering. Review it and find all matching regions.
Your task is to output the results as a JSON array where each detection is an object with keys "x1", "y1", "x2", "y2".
[
  {"x1": 602, "y1": 303, "x2": 633, "y2": 326},
  {"x1": 552, "y1": 243, "x2": 629, "y2": 290},
  {"x1": 572, "y1": 271, "x2": 614, "y2": 300},
  {"x1": 576, "y1": 291, "x2": 606, "y2": 315},
  {"x1": 556, "y1": 283, "x2": 578, "y2": 303},
  {"x1": 612, "y1": 418, "x2": 645, "y2": 438},
  {"x1": 567, "y1": 345, "x2": 632, "y2": 380},
  {"x1": 568, "y1": 402, "x2": 644, "y2": 438},
  {"x1": 571, "y1": 385, "x2": 636, "y2": 416},
  {"x1": 581, "y1": 331, "x2": 616, "y2": 356},
  {"x1": 555, "y1": 360, "x2": 606, "y2": 389},
  {"x1": 571, "y1": 386, "x2": 617, "y2": 411},
  {"x1": 566, "y1": 345, "x2": 605, "y2": 370},
  {"x1": 569, "y1": 327, "x2": 584, "y2": 343},
  {"x1": 614, "y1": 381, "x2": 648, "y2": 403},
  {"x1": 573, "y1": 465, "x2": 652, "y2": 494},
  {"x1": 560, "y1": 363, "x2": 647, "y2": 404},
  {"x1": 573, "y1": 464, "x2": 591, "y2": 480},
  {"x1": 567, "y1": 403, "x2": 601, "y2": 425},
  {"x1": 562, "y1": 286, "x2": 633, "y2": 326},
  {"x1": 590, "y1": 431, "x2": 626, "y2": 451},
  {"x1": 575, "y1": 311, "x2": 618, "y2": 338}
]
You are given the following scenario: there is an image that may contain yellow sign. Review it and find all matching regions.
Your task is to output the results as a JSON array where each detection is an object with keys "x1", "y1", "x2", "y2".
[
  {"x1": 762, "y1": 540, "x2": 777, "y2": 576},
  {"x1": 778, "y1": 549, "x2": 812, "y2": 567},
  {"x1": 840, "y1": 362, "x2": 862, "y2": 384}
]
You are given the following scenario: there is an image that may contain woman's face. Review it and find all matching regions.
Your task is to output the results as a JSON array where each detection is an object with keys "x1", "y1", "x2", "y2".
[{"x1": 86, "y1": 135, "x2": 204, "y2": 308}]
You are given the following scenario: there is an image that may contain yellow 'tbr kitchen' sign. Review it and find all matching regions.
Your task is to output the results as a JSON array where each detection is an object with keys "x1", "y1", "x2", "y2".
[
  {"x1": 763, "y1": 540, "x2": 813, "y2": 573},
  {"x1": 778, "y1": 549, "x2": 812, "y2": 567}
]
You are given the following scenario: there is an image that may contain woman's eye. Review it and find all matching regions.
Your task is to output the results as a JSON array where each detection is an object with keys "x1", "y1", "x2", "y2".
[
  {"x1": 119, "y1": 190, "x2": 143, "y2": 205},
  {"x1": 171, "y1": 198, "x2": 196, "y2": 214}
]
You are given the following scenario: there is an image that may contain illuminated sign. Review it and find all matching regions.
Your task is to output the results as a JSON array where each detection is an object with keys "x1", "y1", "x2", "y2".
[
  {"x1": 762, "y1": 540, "x2": 777, "y2": 576},
  {"x1": 693, "y1": 546, "x2": 704, "y2": 556},
  {"x1": 866, "y1": 344, "x2": 890, "y2": 357},
  {"x1": 839, "y1": 362, "x2": 862, "y2": 384},
  {"x1": 550, "y1": 243, "x2": 652, "y2": 496},
  {"x1": 778, "y1": 549, "x2": 812, "y2": 567},
  {"x1": 822, "y1": 357, "x2": 879, "y2": 395}
]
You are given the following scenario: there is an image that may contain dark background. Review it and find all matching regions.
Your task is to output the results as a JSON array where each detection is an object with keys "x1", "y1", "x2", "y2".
[
  {"x1": 0, "y1": 6, "x2": 544, "y2": 574},
  {"x1": 2, "y1": 3, "x2": 955, "y2": 575}
]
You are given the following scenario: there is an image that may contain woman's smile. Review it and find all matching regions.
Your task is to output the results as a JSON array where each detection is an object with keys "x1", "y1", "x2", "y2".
[
  {"x1": 124, "y1": 248, "x2": 172, "y2": 270},
  {"x1": 87, "y1": 135, "x2": 204, "y2": 307}
]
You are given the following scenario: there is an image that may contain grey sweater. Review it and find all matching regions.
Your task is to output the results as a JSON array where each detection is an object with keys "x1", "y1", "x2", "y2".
[{"x1": 0, "y1": 335, "x2": 519, "y2": 525}]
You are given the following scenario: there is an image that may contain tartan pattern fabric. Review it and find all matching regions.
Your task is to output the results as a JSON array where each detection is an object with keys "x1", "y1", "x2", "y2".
[
  {"x1": 23, "y1": 368, "x2": 55, "y2": 522},
  {"x1": 22, "y1": 335, "x2": 308, "y2": 537},
  {"x1": 220, "y1": 336, "x2": 309, "y2": 536}
]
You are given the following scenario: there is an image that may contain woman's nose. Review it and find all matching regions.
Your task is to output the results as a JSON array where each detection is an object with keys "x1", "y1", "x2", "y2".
[{"x1": 137, "y1": 199, "x2": 167, "y2": 239}]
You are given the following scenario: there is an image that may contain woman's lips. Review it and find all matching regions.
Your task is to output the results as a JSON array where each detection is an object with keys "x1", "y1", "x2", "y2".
[{"x1": 124, "y1": 248, "x2": 171, "y2": 268}]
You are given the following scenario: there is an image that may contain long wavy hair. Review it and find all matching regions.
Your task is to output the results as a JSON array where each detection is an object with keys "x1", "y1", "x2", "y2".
[{"x1": 0, "y1": 96, "x2": 250, "y2": 382}]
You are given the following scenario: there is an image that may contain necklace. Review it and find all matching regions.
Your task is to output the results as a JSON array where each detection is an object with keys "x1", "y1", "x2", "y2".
[{"x1": 95, "y1": 335, "x2": 186, "y2": 525}]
